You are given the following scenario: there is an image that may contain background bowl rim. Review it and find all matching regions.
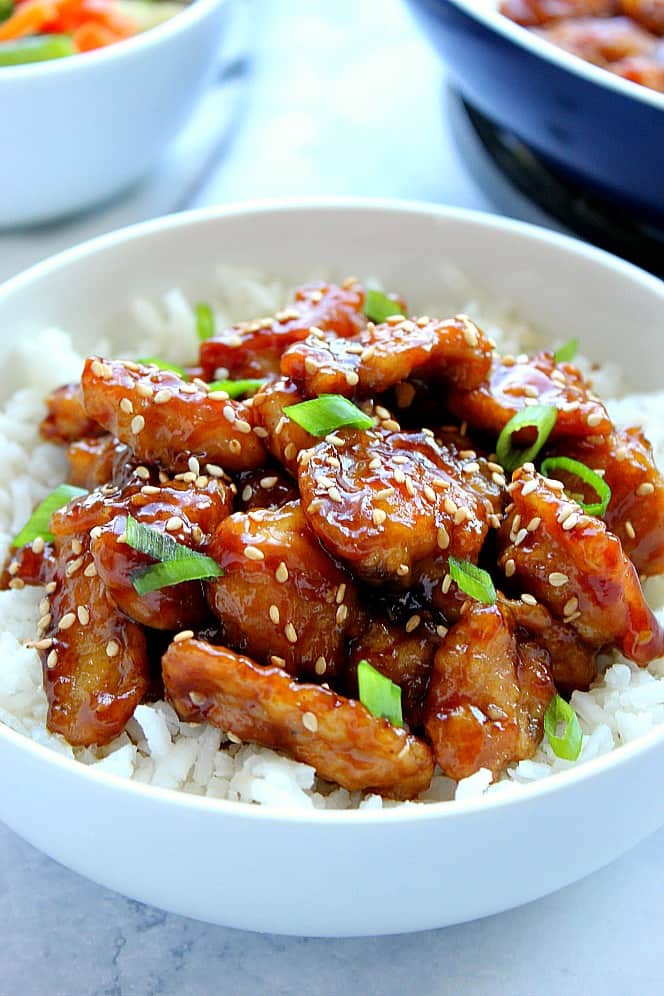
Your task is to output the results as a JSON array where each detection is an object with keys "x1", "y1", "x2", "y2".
[
  {"x1": 433, "y1": 0, "x2": 664, "y2": 113},
  {"x1": 0, "y1": 0, "x2": 231, "y2": 81},
  {"x1": 1, "y1": 195, "x2": 663, "y2": 824}
]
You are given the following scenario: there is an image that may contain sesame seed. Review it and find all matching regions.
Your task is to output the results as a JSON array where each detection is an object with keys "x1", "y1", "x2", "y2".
[
  {"x1": 513, "y1": 528, "x2": 528, "y2": 546},
  {"x1": 120, "y1": 397, "x2": 134, "y2": 414},
  {"x1": 444, "y1": 497, "x2": 458, "y2": 516},
  {"x1": 77, "y1": 606, "x2": 90, "y2": 625},
  {"x1": 394, "y1": 469, "x2": 406, "y2": 485},
  {"x1": 549, "y1": 572, "x2": 569, "y2": 587},
  {"x1": 141, "y1": 485, "x2": 160, "y2": 496},
  {"x1": 489, "y1": 514, "x2": 501, "y2": 529},
  {"x1": 459, "y1": 317, "x2": 479, "y2": 347},
  {"x1": 492, "y1": 472, "x2": 507, "y2": 488},
  {"x1": 222, "y1": 405, "x2": 236, "y2": 424},
  {"x1": 45, "y1": 581, "x2": 57, "y2": 594},
  {"x1": 563, "y1": 596, "x2": 579, "y2": 617},
  {"x1": 46, "y1": 650, "x2": 58, "y2": 670},
  {"x1": 206, "y1": 464, "x2": 224, "y2": 478},
  {"x1": 463, "y1": 462, "x2": 480, "y2": 475},
  {"x1": 404, "y1": 476, "x2": 416, "y2": 497},
  {"x1": 441, "y1": 574, "x2": 452, "y2": 594},
  {"x1": 58, "y1": 612, "x2": 76, "y2": 631},
  {"x1": 136, "y1": 382, "x2": 153, "y2": 398},
  {"x1": 7, "y1": 561, "x2": 19, "y2": 575},
  {"x1": 396, "y1": 564, "x2": 409, "y2": 577},
  {"x1": 637, "y1": 482, "x2": 655, "y2": 497},
  {"x1": 586, "y1": 412, "x2": 603, "y2": 428},
  {"x1": 235, "y1": 419, "x2": 252, "y2": 435},
  {"x1": 521, "y1": 593, "x2": 537, "y2": 606},
  {"x1": 241, "y1": 485, "x2": 253, "y2": 502},
  {"x1": 454, "y1": 507, "x2": 469, "y2": 525},
  {"x1": 39, "y1": 598, "x2": 49, "y2": 614},
  {"x1": 37, "y1": 613, "x2": 51, "y2": 631},
  {"x1": 229, "y1": 440, "x2": 242, "y2": 455},
  {"x1": 615, "y1": 447, "x2": 629, "y2": 462},
  {"x1": 131, "y1": 415, "x2": 145, "y2": 435},
  {"x1": 227, "y1": 732, "x2": 242, "y2": 745},
  {"x1": 521, "y1": 479, "x2": 538, "y2": 497},
  {"x1": 336, "y1": 604, "x2": 348, "y2": 625},
  {"x1": 375, "y1": 487, "x2": 395, "y2": 500},
  {"x1": 269, "y1": 605, "x2": 280, "y2": 625},
  {"x1": 135, "y1": 466, "x2": 150, "y2": 481},
  {"x1": 437, "y1": 525, "x2": 450, "y2": 550},
  {"x1": 260, "y1": 476, "x2": 278, "y2": 489},
  {"x1": 271, "y1": 656, "x2": 286, "y2": 668},
  {"x1": 328, "y1": 487, "x2": 343, "y2": 504},
  {"x1": 561, "y1": 512, "x2": 579, "y2": 531},
  {"x1": 31, "y1": 536, "x2": 45, "y2": 555},
  {"x1": 91, "y1": 360, "x2": 103, "y2": 377},
  {"x1": 374, "y1": 405, "x2": 390, "y2": 419},
  {"x1": 244, "y1": 545, "x2": 264, "y2": 561},
  {"x1": 154, "y1": 389, "x2": 173, "y2": 405},
  {"x1": 275, "y1": 416, "x2": 287, "y2": 435},
  {"x1": 188, "y1": 456, "x2": 200, "y2": 476},
  {"x1": 35, "y1": 638, "x2": 53, "y2": 651},
  {"x1": 436, "y1": 625, "x2": 449, "y2": 639},
  {"x1": 523, "y1": 385, "x2": 539, "y2": 398},
  {"x1": 562, "y1": 400, "x2": 580, "y2": 413},
  {"x1": 504, "y1": 558, "x2": 516, "y2": 577},
  {"x1": 105, "y1": 640, "x2": 120, "y2": 658},
  {"x1": 405, "y1": 613, "x2": 421, "y2": 633},
  {"x1": 382, "y1": 419, "x2": 400, "y2": 432},
  {"x1": 307, "y1": 498, "x2": 325, "y2": 513},
  {"x1": 527, "y1": 516, "x2": 541, "y2": 532},
  {"x1": 285, "y1": 623, "x2": 298, "y2": 643},
  {"x1": 326, "y1": 434, "x2": 345, "y2": 446},
  {"x1": 368, "y1": 457, "x2": 382, "y2": 470},
  {"x1": 65, "y1": 557, "x2": 84, "y2": 578},
  {"x1": 345, "y1": 371, "x2": 360, "y2": 387},
  {"x1": 189, "y1": 691, "x2": 206, "y2": 707},
  {"x1": 625, "y1": 520, "x2": 636, "y2": 540},
  {"x1": 315, "y1": 656, "x2": 327, "y2": 675},
  {"x1": 166, "y1": 516, "x2": 183, "y2": 532},
  {"x1": 336, "y1": 583, "x2": 347, "y2": 605},
  {"x1": 180, "y1": 383, "x2": 198, "y2": 395},
  {"x1": 302, "y1": 712, "x2": 318, "y2": 733}
]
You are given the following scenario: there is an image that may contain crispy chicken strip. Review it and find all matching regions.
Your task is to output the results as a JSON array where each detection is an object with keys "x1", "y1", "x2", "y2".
[
  {"x1": 38, "y1": 535, "x2": 149, "y2": 746},
  {"x1": 163, "y1": 638, "x2": 434, "y2": 799},
  {"x1": 535, "y1": 16, "x2": 657, "y2": 64},
  {"x1": 298, "y1": 428, "x2": 496, "y2": 584},
  {"x1": 66, "y1": 435, "x2": 133, "y2": 490},
  {"x1": 500, "y1": 0, "x2": 618, "y2": 26},
  {"x1": 620, "y1": 0, "x2": 664, "y2": 34},
  {"x1": 207, "y1": 501, "x2": 360, "y2": 680},
  {"x1": 40, "y1": 383, "x2": 105, "y2": 444},
  {"x1": 251, "y1": 378, "x2": 317, "y2": 477},
  {"x1": 547, "y1": 426, "x2": 664, "y2": 576},
  {"x1": 199, "y1": 280, "x2": 366, "y2": 380},
  {"x1": 424, "y1": 602, "x2": 555, "y2": 780},
  {"x1": 611, "y1": 56, "x2": 664, "y2": 89},
  {"x1": 281, "y1": 315, "x2": 492, "y2": 399},
  {"x1": 497, "y1": 466, "x2": 664, "y2": 663},
  {"x1": 81, "y1": 358, "x2": 266, "y2": 473},
  {"x1": 448, "y1": 351, "x2": 612, "y2": 439}
]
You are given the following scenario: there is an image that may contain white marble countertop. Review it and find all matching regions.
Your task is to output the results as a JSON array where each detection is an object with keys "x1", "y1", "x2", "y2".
[{"x1": 1, "y1": 1, "x2": 663, "y2": 992}]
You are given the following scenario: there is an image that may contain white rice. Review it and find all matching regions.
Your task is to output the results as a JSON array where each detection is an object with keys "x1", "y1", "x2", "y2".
[{"x1": 1, "y1": 266, "x2": 663, "y2": 810}]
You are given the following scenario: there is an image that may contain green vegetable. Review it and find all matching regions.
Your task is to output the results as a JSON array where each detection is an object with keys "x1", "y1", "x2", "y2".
[
  {"x1": 125, "y1": 515, "x2": 222, "y2": 594},
  {"x1": 208, "y1": 379, "x2": 264, "y2": 399},
  {"x1": 496, "y1": 405, "x2": 558, "y2": 474},
  {"x1": 137, "y1": 357, "x2": 187, "y2": 377},
  {"x1": 553, "y1": 338, "x2": 578, "y2": 364},
  {"x1": 284, "y1": 395, "x2": 373, "y2": 436},
  {"x1": 364, "y1": 289, "x2": 405, "y2": 324},
  {"x1": 357, "y1": 659, "x2": 403, "y2": 727},
  {"x1": 13, "y1": 485, "x2": 86, "y2": 547},
  {"x1": 195, "y1": 302, "x2": 215, "y2": 342},
  {"x1": 0, "y1": 0, "x2": 15, "y2": 24},
  {"x1": 544, "y1": 694, "x2": 583, "y2": 760},
  {"x1": 0, "y1": 35, "x2": 75, "y2": 67},
  {"x1": 448, "y1": 557, "x2": 496, "y2": 605},
  {"x1": 540, "y1": 456, "x2": 611, "y2": 517},
  {"x1": 116, "y1": 0, "x2": 185, "y2": 30}
]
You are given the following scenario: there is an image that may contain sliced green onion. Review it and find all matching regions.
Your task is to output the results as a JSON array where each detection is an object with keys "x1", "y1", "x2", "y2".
[
  {"x1": 195, "y1": 302, "x2": 215, "y2": 342},
  {"x1": 544, "y1": 694, "x2": 583, "y2": 761},
  {"x1": 0, "y1": 0, "x2": 14, "y2": 23},
  {"x1": 132, "y1": 557, "x2": 222, "y2": 596},
  {"x1": 364, "y1": 289, "x2": 405, "y2": 324},
  {"x1": 553, "y1": 338, "x2": 578, "y2": 364},
  {"x1": 357, "y1": 659, "x2": 403, "y2": 727},
  {"x1": 284, "y1": 395, "x2": 373, "y2": 436},
  {"x1": 208, "y1": 378, "x2": 264, "y2": 399},
  {"x1": 448, "y1": 556, "x2": 496, "y2": 605},
  {"x1": 0, "y1": 35, "x2": 75, "y2": 67},
  {"x1": 137, "y1": 357, "x2": 187, "y2": 377},
  {"x1": 496, "y1": 405, "x2": 558, "y2": 474},
  {"x1": 540, "y1": 456, "x2": 611, "y2": 517},
  {"x1": 13, "y1": 484, "x2": 87, "y2": 547},
  {"x1": 126, "y1": 515, "x2": 222, "y2": 594}
]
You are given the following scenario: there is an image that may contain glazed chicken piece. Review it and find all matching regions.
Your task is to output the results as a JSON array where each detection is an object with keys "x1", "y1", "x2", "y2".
[
  {"x1": 1, "y1": 539, "x2": 55, "y2": 590},
  {"x1": 448, "y1": 351, "x2": 612, "y2": 439},
  {"x1": 547, "y1": 426, "x2": 664, "y2": 576},
  {"x1": 163, "y1": 638, "x2": 434, "y2": 799},
  {"x1": 37, "y1": 535, "x2": 149, "y2": 746},
  {"x1": 66, "y1": 435, "x2": 134, "y2": 490},
  {"x1": 497, "y1": 466, "x2": 664, "y2": 664},
  {"x1": 347, "y1": 616, "x2": 442, "y2": 727},
  {"x1": 206, "y1": 501, "x2": 360, "y2": 680},
  {"x1": 234, "y1": 464, "x2": 299, "y2": 512},
  {"x1": 281, "y1": 314, "x2": 492, "y2": 399},
  {"x1": 251, "y1": 378, "x2": 317, "y2": 477},
  {"x1": 198, "y1": 280, "x2": 366, "y2": 380},
  {"x1": 81, "y1": 357, "x2": 266, "y2": 473},
  {"x1": 424, "y1": 601, "x2": 555, "y2": 781},
  {"x1": 298, "y1": 428, "x2": 497, "y2": 585},
  {"x1": 500, "y1": 0, "x2": 618, "y2": 26},
  {"x1": 611, "y1": 55, "x2": 664, "y2": 89},
  {"x1": 620, "y1": 0, "x2": 664, "y2": 34},
  {"x1": 535, "y1": 16, "x2": 658, "y2": 64},
  {"x1": 40, "y1": 383, "x2": 105, "y2": 444}
]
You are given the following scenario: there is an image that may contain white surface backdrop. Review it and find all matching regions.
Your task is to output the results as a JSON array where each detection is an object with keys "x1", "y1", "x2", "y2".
[{"x1": 0, "y1": 1, "x2": 662, "y2": 993}]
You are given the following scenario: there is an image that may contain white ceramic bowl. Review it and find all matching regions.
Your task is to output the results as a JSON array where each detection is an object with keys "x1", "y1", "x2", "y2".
[
  {"x1": 0, "y1": 201, "x2": 663, "y2": 937},
  {"x1": 0, "y1": 0, "x2": 233, "y2": 228}
]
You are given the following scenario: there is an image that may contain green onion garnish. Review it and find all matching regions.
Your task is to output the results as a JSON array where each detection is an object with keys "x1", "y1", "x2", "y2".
[
  {"x1": 357, "y1": 659, "x2": 403, "y2": 727},
  {"x1": 137, "y1": 358, "x2": 187, "y2": 377},
  {"x1": 0, "y1": 0, "x2": 15, "y2": 23},
  {"x1": 126, "y1": 515, "x2": 222, "y2": 594},
  {"x1": 208, "y1": 379, "x2": 264, "y2": 399},
  {"x1": 544, "y1": 694, "x2": 583, "y2": 761},
  {"x1": 195, "y1": 302, "x2": 215, "y2": 342},
  {"x1": 0, "y1": 34, "x2": 75, "y2": 66},
  {"x1": 12, "y1": 484, "x2": 87, "y2": 547},
  {"x1": 540, "y1": 456, "x2": 611, "y2": 517},
  {"x1": 496, "y1": 405, "x2": 558, "y2": 474},
  {"x1": 284, "y1": 395, "x2": 373, "y2": 436},
  {"x1": 448, "y1": 556, "x2": 496, "y2": 604},
  {"x1": 553, "y1": 338, "x2": 578, "y2": 364},
  {"x1": 364, "y1": 289, "x2": 405, "y2": 324}
]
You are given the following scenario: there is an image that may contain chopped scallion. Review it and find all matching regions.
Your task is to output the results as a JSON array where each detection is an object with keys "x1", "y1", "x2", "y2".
[
  {"x1": 357, "y1": 659, "x2": 403, "y2": 727},
  {"x1": 448, "y1": 556, "x2": 496, "y2": 604},
  {"x1": 208, "y1": 378, "x2": 264, "y2": 399},
  {"x1": 137, "y1": 358, "x2": 187, "y2": 377},
  {"x1": 125, "y1": 515, "x2": 222, "y2": 594},
  {"x1": 544, "y1": 694, "x2": 583, "y2": 761},
  {"x1": 540, "y1": 456, "x2": 611, "y2": 517},
  {"x1": 364, "y1": 289, "x2": 405, "y2": 324},
  {"x1": 13, "y1": 484, "x2": 87, "y2": 547},
  {"x1": 553, "y1": 338, "x2": 578, "y2": 364},
  {"x1": 284, "y1": 394, "x2": 373, "y2": 436},
  {"x1": 496, "y1": 405, "x2": 558, "y2": 473},
  {"x1": 0, "y1": 34, "x2": 75, "y2": 66},
  {"x1": 195, "y1": 302, "x2": 215, "y2": 342}
]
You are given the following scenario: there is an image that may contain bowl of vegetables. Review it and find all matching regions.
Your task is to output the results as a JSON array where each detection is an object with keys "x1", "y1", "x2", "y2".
[{"x1": 1, "y1": 0, "x2": 233, "y2": 227}]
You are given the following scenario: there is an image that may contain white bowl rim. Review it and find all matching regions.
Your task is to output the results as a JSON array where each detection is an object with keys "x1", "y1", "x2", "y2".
[
  {"x1": 1, "y1": 194, "x2": 663, "y2": 826},
  {"x1": 439, "y1": 0, "x2": 664, "y2": 113},
  {"x1": 0, "y1": 0, "x2": 230, "y2": 81}
]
